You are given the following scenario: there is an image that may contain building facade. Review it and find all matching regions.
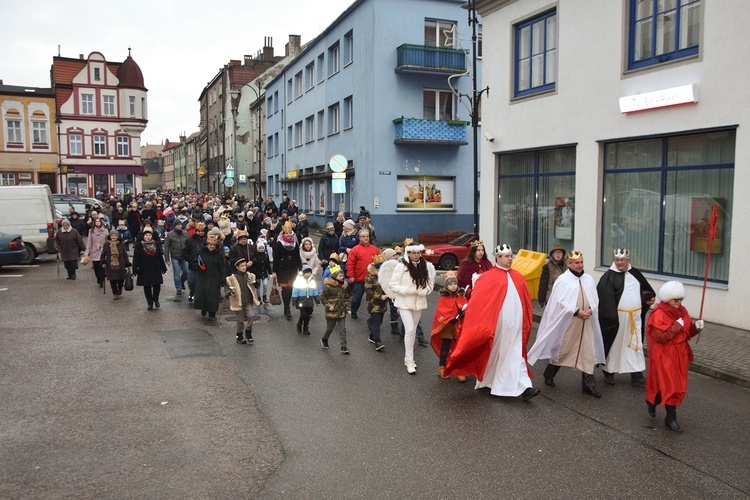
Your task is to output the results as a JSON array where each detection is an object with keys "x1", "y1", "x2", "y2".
[
  {"x1": 52, "y1": 51, "x2": 148, "y2": 197},
  {"x1": 0, "y1": 84, "x2": 59, "y2": 191},
  {"x1": 476, "y1": 0, "x2": 748, "y2": 329},
  {"x1": 263, "y1": 0, "x2": 481, "y2": 242}
]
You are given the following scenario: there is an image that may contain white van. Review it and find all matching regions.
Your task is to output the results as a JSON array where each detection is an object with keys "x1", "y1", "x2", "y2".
[{"x1": 0, "y1": 185, "x2": 58, "y2": 264}]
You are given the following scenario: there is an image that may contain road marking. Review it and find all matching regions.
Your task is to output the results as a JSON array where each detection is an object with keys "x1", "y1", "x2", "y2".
[
  {"x1": 2, "y1": 265, "x2": 38, "y2": 268},
  {"x1": 0, "y1": 275, "x2": 24, "y2": 278},
  {"x1": 0, "y1": 288, "x2": 8, "y2": 291}
]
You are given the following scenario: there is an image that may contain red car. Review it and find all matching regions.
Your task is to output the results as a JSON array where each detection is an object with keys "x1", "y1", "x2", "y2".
[{"x1": 422, "y1": 233, "x2": 479, "y2": 270}]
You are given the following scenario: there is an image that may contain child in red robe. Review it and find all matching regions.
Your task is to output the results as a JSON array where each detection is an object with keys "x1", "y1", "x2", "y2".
[{"x1": 431, "y1": 271, "x2": 468, "y2": 381}]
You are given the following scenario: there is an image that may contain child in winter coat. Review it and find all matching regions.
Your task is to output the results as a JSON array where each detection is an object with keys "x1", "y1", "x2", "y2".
[
  {"x1": 226, "y1": 257, "x2": 261, "y2": 344},
  {"x1": 116, "y1": 219, "x2": 133, "y2": 253},
  {"x1": 365, "y1": 254, "x2": 388, "y2": 351},
  {"x1": 319, "y1": 253, "x2": 340, "y2": 293},
  {"x1": 253, "y1": 241, "x2": 273, "y2": 303},
  {"x1": 299, "y1": 237, "x2": 322, "y2": 276},
  {"x1": 430, "y1": 271, "x2": 468, "y2": 380},
  {"x1": 292, "y1": 264, "x2": 321, "y2": 335},
  {"x1": 320, "y1": 265, "x2": 351, "y2": 354}
]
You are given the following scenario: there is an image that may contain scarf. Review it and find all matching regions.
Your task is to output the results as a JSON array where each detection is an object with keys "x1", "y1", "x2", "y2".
[
  {"x1": 108, "y1": 241, "x2": 120, "y2": 271},
  {"x1": 654, "y1": 301, "x2": 686, "y2": 322},
  {"x1": 279, "y1": 232, "x2": 297, "y2": 251},
  {"x1": 300, "y1": 246, "x2": 317, "y2": 264},
  {"x1": 142, "y1": 240, "x2": 157, "y2": 256}
]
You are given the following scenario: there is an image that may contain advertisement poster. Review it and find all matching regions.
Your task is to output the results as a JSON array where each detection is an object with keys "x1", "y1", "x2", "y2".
[
  {"x1": 690, "y1": 197, "x2": 723, "y2": 254},
  {"x1": 396, "y1": 176, "x2": 454, "y2": 210},
  {"x1": 554, "y1": 197, "x2": 574, "y2": 240},
  {"x1": 319, "y1": 180, "x2": 326, "y2": 215}
]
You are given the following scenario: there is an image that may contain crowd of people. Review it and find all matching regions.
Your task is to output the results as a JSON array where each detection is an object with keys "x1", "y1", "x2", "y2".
[{"x1": 54, "y1": 191, "x2": 706, "y2": 434}]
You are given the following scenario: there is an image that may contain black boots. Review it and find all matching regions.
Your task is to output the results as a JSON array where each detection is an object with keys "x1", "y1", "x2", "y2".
[
  {"x1": 245, "y1": 327, "x2": 253, "y2": 343},
  {"x1": 236, "y1": 333, "x2": 246, "y2": 344},
  {"x1": 665, "y1": 405, "x2": 682, "y2": 433},
  {"x1": 390, "y1": 321, "x2": 400, "y2": 335},
  {"x1": 297, "y1": 319, "x2": 303, "y2": 334}
]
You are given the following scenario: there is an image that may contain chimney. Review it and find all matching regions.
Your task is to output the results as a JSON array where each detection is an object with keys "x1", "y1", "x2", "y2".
[
  {"x1": 286, "y1": 35, "x2": 302, "y2": 57},
  {"x1": 79, "y1": 54, "x2": 84, "y2": 60},
  {"x1": 244, "y1": 54, "x2": 253, "y2": 66},
  {"x1": 0, "y1": 79, "x2": 3, "y2": 85},
  {"x1": 262, "y1": 36, "x2": 274, "y2": 60},
  {"x1": 228, "y1": 59, "x2": 241, "y2": 67}
]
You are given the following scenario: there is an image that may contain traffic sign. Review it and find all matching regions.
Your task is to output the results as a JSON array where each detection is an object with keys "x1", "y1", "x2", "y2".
[
  {"x1": 332, "y1": 179, "x2": 346, "y2": 193},
  {"x1": 224, "y1": 177, "x2": 235, "y2": 187},
  {"x1": 225, "y1": 163, "x2": 235, "y2": 178},
  {"x1": 332, "y1": 172, "x2": 346, "y2": 179},
  {"x1": 329, "y1": 154, "x2": 348, "y2": 173}
]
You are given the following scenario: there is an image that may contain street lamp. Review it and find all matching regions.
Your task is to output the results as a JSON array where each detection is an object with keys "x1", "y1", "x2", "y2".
[
  {"x1": 231, "y1": 83, "x2": 264, "y2": 201},
  {"x1": 55, "y1": 115, "x2": 63, "y2": 194}
]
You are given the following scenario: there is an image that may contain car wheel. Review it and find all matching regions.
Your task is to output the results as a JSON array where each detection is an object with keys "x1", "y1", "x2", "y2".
[
  {"x1": 20, "y1": 243, "x2": 37, "y2": 265},
  {"x1": 439, "y1": 254, "x2": 458, "y2": 270}
]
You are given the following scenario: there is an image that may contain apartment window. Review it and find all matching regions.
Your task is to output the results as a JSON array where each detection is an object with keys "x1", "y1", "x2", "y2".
[
  {"x1": 305, "y1": 62, "x2": 315, "y2": 90},
  {"x1": 287, "y1": 125, "x2": 293, "y2": 149},
  {"x1": 295, "y1": 71, "x2": 303, "y2": 98},
  {"x1": 141, "y1": 98, "x2": 146, "y2": 118},
  {"x1": 267, "y1": 136, "x2": 273, "y2": 159},
  {"x1": 343, "y1": 96, "x2": 353, "y2": 129},
  {"x1": 0, "y1": 173, "x2": 15, "y2": 185},
  {"x1": 274, "y1": 132, "x2": 279, "y2": 156},
  {"x1": 328, "y1": 103, "x2": 340, "y2": 135},
  {"x1": 423, "y1": 89, "x2": 453, "y2": 121},
  {"x1": 267, "y1": 95, "x2": 273, "y2": 113},
  {"x1": 498, "y1": 147, "x2": 576, "y2": 253},
  {"x1": 274, "y1": 91, "x2": 279, "y2": 113},
  {"x1": 602, "y1": 129, "x2": 734, "y2": 282},
  {"x1": 628, "y1": 0, "x2": 701, "y2": 70},
  {"x1": 424, "y1": 19, "x2": 456, "y2": 47},
  {"x1": 317, "y1": 110, "x2": 325, "y2": 140},
  {"x1": 514, "y1": 9, "x2": 557, "y2": 98},
  {"x1": 69, "y1": 133, "x2": 83, "y2": 156},
  {"x1": 305, "y1": 115, "x2": 315, "y2": 143},
  {"x1": 94, "y1": 67, "x2": 101, "y2": 81},
  {"x1": 81, "y1": 93, "x2": 94, "y2": 115},
  {"x1": 93, "y1": 134, "x2": 107, "y2": 156},
  {"x1": 32, "y1": 121, "x2": 48, "y2": 144},
  {"x1": 344, "y1": 31, "x2": 353, "y2": 65},
  {"x1": 116, "y1": 136, "x2": 130, "y2": 157},
  {"x1": 287, "y1": 79, "x2": 293, "y2": 103},
  {"x1": 328, "y1": 43, "x2": 340, "y2": 76},
  {"x1": 129, "y1": 96, "x2": 136, "y2": 117},
  {"x1": 317, "y1": 54, "x2": 325, "y2": 83},
  {"x1": 294, "y1": 121, "x2": 303, "y2": 147},
  {"x1": 103, "y1": 95, "x2": 115, "y2": 116},
  {"x1": 6, "y1": 119, "x2": 23, "y2": 143}
]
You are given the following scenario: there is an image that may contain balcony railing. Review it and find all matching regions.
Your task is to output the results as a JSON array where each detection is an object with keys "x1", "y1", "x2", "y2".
[
  {"x1": 393, "y1": 117, "x2": 468, "y2": 145},
  {"x1": 396, "y1": 44, "x2": 467, "y2": 74}
]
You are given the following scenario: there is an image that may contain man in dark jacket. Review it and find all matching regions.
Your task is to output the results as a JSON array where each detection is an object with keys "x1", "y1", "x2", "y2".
[
  {"x1": 537, "y1": 243, "x2": 566, "y2": 308},
  {"x1": 164, "y1": 219, "x2": 190, "y2": 295},
  {"x1": 318, "y1": 222, "x2": 340, "y2": 267}
]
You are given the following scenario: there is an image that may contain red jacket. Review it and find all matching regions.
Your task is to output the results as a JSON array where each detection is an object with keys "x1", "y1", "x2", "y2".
[{"x1": 346, "y1": 243, "x2": 381, "y2": 282}]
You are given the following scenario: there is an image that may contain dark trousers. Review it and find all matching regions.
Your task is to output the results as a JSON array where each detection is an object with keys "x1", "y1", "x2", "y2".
[
  {"x1": 93, "y1": 260, "x2": 105, "y2": 285},
  {"x1": 110, "y1": 279, "x2": 124, "y2": 295},
  {"x1": 439, "y1": 338, "x2": 452, "y2": 366},
  {"x1": 544, "y1": 363, "x2": 597, "y2": 389},
  {"x1": 350, "y1": 282, "x2": 365, "y2": 314},
  {"x1": 143, "y1": 284, "x2": 161, "y2": 306},
  {"x1": 64, "y1": 260, "x2": 78, "y2": 278},
  {"x1": 299, "y1": 306, "x2": 314, "y2": 329},
  {"x1": 323, "y1": 317, "x2": 347, "y2": 347},
  {"x1": 388, "y1": 299, "x2": 399, "y2": 322},
  {"x1": 369, "y1": 312, "x2": 384, "y2": 343}
]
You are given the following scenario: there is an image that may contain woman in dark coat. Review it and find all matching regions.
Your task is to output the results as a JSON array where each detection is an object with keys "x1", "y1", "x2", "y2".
[
  {"x1": 193, "y1": 235, "x2": 228, "y2": 320},
  {"x1": 132, "y1": 228, "x2": 167, "y2": 310},
  {"x1": 272, "y1": 221, "x2": 302, "y2": 320},
  {"x1": 55, "y1": 218, "x2": 86, "y2": 280},
  {"x1": 100, "y1": 229, "x2": 131, "y2": 299}
]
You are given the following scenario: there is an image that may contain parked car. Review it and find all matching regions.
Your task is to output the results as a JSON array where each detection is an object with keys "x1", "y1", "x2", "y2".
[
  {"x1": 422, "y1": 233, "x2": 479, "y2": 270},
  {"x1": 0, "y1": 185, "x2": 58, "y2": 264},
  {"x1": 52, "y1": 194, "x2": 88, "y2": 216},
  {"x1": 0, "y1": 232, "x2": 28, "y2": 267}
]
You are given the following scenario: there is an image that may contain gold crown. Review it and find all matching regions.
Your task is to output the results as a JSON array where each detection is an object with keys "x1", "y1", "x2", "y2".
[
  {"x1": 470, "y1": 239, "x2": 484, "y2": 248},
  {"x1": 403, "y1": 237, "x2": 414, "y2": 247},
  {"x1": 372, "y1": 253, "x2": 386, "y2": 265},
  {"x1": 282, "y1": 221, "x2": 294, "y2": 234},
  {"x1": 567, "y1": 250, "x2": 583, "y2": 260}
]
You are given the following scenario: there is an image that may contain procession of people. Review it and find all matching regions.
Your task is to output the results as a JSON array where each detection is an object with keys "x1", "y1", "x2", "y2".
[{"x1": 55, "y1": 189, "x2": 710, "y2": 434}]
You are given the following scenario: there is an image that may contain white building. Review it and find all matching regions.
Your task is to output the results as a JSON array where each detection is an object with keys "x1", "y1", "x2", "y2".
[{"x1": 477, "y1": 0, "x2": 748, "y2": 329}]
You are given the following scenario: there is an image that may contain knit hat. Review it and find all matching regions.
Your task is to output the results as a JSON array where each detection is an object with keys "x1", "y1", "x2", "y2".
[
  {"x1": 208, "y1": 227, "x2": 222, "y2": 238},
  {"x1": 382, "y1": 248, "x2": 397, "y2": 261},
  {"x1": 329, "y1": 265, "x2": 344, "y2": 279},
  {"x1": 61, "y1": 218, "x2": 70, "y2": 227},
  {"x1": 173, "y1": 219, "x2": 183, "y2": 227},
  {"x1": 109, "y1": 229, "x2": 119, "y2": 238},
  {"x1": 658, "y1": 281, "x2": 686, "y2": 302},
  {"x1": 256, "y1": 241, "x2": 266, "y2": 251},
  {"x1": 443, "y1": 270, "x2": 458, "y2": 286},
  {"x1": 301, "y1": 264, "x2": 312, "y2": 274},
  {"x1": 343, "y1": 219, "x2": 356, "y2": 230}
]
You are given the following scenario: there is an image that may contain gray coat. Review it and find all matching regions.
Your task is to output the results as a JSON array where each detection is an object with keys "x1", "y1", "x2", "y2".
[{"x1": 163, "y1": 229, "x2": 190, "y2": 261}]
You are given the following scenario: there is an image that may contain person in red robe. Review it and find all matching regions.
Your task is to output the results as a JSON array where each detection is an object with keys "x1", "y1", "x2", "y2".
[
  {"x1": 430, "y1": 271, "x2": 468, "y2": 381},
  {"x1": 646, "y1": 280, "x2": 704, "y2": 433},
  {"x1": 444, "y1": 244, "x2": 539, "y2": 401}
]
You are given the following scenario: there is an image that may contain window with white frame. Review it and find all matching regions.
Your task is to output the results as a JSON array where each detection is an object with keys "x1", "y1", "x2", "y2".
[
  {"x1": 32, "y1": 121, "x2": 48, "y2": 144},
  {"x1": 295, "y1": 121, "x2": 303, "y2": 147},
  {"x1": 328, "y1": 103, "x2": 340, "y2": 135},
  {"x1": 81, "y1": 93, "x2": 94, "y2": 114},
  {"x1": 328, "y1": 43, "x2": 340, "y2": 77},
  {"x1": 601, "y1": 129, "x2": 734, "y2": 283},
  {"x1": 628, "y1": 0, "x2": 701, "y2": 70},
  {"x1": 6, "y1": 119, "x2": 23, "y2": 143},
  {"x1": 424, "y1": 19, "x2": 456, "y2": 47},
  {"x1": 514, "y1": 9, "x2": 557, "y2": 98},
  {"x1": 287, "y1": 79, "x2": 293, "y2": 103},
  {"x1": 267, "y1": 95, "x2": 273, "y2": 113},
  {"x1": 94, "y1": 67, "x2": 101, "y2": 81},
  {"x1": 69, "y1": 133, "x2": 83, "y2": 155},
  {"x1": 93, "y1": 134, "x2": 106, "y2": 156},
  {"x1": 267, "y1": 135, "x2": 273, "y2": 159},
  {"x1": 423, "y1": 89, "x2": 454, "y2": 121},
  {"x1": 317, "y1": 110, "x2": 325, "y2": 140},
  {"x1": 343, "y1": 96, "x2": 353, "y2": 129},
  {"x1": 129, "y1": 96, "x2": 136, "y2": 117},
  {"x1": 287, "y1": 125, "x2": 293, "y2": 149},
  {"x1": 344, "y1": 31, "x2": 353, "y2": 65},
  {"x1": 0, "y1": 173, "x2": 14, "y2": 185},
  {"x1": 274, "y1": 91, "x2": 279, "y2": 113},
  {"x1": 295, "y1": 71, "x2": 303, "y2": 98},
  {"x1": 274, "y1": 132, "x2": 279, "y2": 156},
  {"x1": 305, "y1": 62, "x2": 315, "y2": 90},
  {"x1": 317, "y1": 54, "x2": 325, "y2": 83},
  {"x1": 305, "y1": 115, "x2": 315, "y2": 143},
  {"x1": 103, "y1": 95, "x2": 115, "y2": 116},
  {"x1": 116, "y1": 136, "x2": 130, "y2": 157}
]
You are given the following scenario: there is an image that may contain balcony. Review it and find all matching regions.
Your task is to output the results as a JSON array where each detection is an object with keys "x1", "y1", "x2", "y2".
[
  {"x1": 395, "y1": 44, "x2": 467, "y2": 75},
  {"x1": 393, "y1": 117, "x2": 468, "y2": 146}
]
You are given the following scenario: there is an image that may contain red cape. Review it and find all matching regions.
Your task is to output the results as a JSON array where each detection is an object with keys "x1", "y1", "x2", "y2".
[
  {"x1": 444, "y1": 267, "x2": 533, "y2": 380},
  {"x1": 430, "y1": 292, "x2": 468, "y2": 357}
]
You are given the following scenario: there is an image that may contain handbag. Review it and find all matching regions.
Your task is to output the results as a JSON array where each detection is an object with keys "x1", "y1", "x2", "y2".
[
  {"x1": 296, "y1": 296, "x2": 314, "y2": 309},
  {"x1": 123, "y1": 269, "x2": 134, "y2": 291},
  {"x1": 269, "y1": 277, "x2": 282, "y2": 305}
]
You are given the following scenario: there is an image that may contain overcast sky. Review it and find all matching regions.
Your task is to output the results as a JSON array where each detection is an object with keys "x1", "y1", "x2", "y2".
[{"x1": 0, "y1": 0, "x2": 355, "y2": 145}]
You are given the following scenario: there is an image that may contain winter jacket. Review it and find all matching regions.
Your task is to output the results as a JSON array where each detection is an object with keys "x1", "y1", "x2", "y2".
[
  {"x1": 364, "y1": 263, "x2": 388, "y2": 314},
  {"x1": 226, "y1": 271, "x2": 259, "y2": 310},
  {"x1": 193, "y1": 246, "x2": 228, "y2": 313},
  {"x1": 346, "y1": 242, "x2": 381, "y2": 283},
  {"x1": 185, "y1": 234, "x2": 205, "y2": 271},
  {"x1": 251, "y1": 251, "x2": 272, "y2": 280},
  {"x1": 100, "y1": 240, "x2": 131, "y2": 282},
  {"x1": 299, "y1": 238, "x2": 322, "y2": 276},
  {"x1": 55, "y1": 228, "x2": 85, "y2": 262},
  {"x1": 317, "y1": 232, "x2": 340, "y2": 263},
  {"x1": 132, "y1": 240, "x2": 167, "y2": 286},
  {"x1": 228, "y1": 242, "x2": 257, "y2": 269},
  {"x1": 85, "y1": 226, "x2": 109, "y2": 262},
  {"x1": 320, "y1": 277, "x2": 350, "y2": 319},
  {"x1": 163, "y1": 228, "x2": 190, "y2": 261},
  {"x1": 272, "y1": 240, "x2": 302, "y2": 287},
  {"x1": 389, "y1": 259, "x2": 435, "y2": 311},
  {"x1": 292, "y1": 273, "x2": 321, "y2": 307}
]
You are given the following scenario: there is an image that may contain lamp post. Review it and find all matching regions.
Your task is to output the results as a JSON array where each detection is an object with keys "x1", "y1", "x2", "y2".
[
  {"x1": 55, "y1": 115, "x2": 63, "y2": 194},
  {"x1": 231, "y1": 83, "x2": 264, "y2": 201},
  {"x1": 468, "y1": 0, "x2": 488, "y2": 235}
]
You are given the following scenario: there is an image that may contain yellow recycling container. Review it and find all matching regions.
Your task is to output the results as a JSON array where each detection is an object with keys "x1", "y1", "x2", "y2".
[{"x1": 511, "y1": 249, "x2": 547, "y2": 300}]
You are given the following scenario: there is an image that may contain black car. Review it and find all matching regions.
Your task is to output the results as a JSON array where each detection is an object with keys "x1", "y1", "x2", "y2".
[{"x1": 0, "y1": 232, "x2": 28, "y2": 267}]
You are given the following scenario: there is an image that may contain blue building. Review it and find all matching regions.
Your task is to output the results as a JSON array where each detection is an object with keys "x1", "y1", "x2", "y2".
[{"x1": 263, "y1": 0, "x2": 481, "y2": 243}]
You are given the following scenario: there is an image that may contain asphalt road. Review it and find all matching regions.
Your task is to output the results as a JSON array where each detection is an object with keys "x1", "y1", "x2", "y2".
[{"x1": 2, "y1": 257, "x2": 749, "y2": 499}]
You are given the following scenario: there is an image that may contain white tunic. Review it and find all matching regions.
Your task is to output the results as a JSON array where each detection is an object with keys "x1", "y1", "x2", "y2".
[
  {"x1": 602, "y1": 268, "x2": 646, "y2": 373},
  {"x1": 474, "y1": 270, "x2": 531, "y2": 397}
]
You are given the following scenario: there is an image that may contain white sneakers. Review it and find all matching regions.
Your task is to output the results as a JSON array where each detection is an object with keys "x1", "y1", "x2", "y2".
[{"x1": 405, "y1": 360, "x2": 417, "y2": 374}]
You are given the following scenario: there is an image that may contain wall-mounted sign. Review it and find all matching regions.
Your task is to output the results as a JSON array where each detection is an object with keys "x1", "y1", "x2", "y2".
[
  {"x1": 198, "y1": 166, "x2": 207, "y2": 177},
  {"x1": 379, "y1": 171, "x2": 391, "y2": 175},
  {"x1": 332, "y1": 172, "x2": 346, "y2": 179},
  {"x1": 288, "y1": 170, "x2": 298, "y2": 179},
  {"x1": 619, "y1": 83, "x2": 699, "y2": 114},
  {"x1": 396, "y1": 176, "x2": 454, "y2": 210},
  {"x1": 239, "y1": 174, "x2": 247, "y2": 184},
  {"x1": 332, "y1": 179, "x2": 346, "y2": 194},
  {"x1": 224, "y1": 177, "x2": 235, "y2": 187},
  {"x1": 329, "y1": 154, "x2": 348, "y2": 173}
]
